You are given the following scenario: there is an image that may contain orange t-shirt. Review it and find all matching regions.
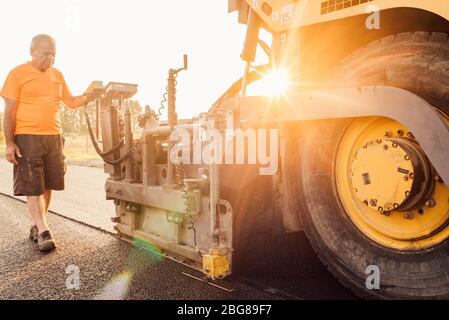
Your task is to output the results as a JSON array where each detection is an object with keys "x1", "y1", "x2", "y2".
[{"x1": 0, "y1": 62, "x2": 73, "y2": 135}]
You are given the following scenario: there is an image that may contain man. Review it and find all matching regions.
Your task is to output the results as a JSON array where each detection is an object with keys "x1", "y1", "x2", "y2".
[{"x1": 1, "y1": 34, "x2": 92, "y2": 252}]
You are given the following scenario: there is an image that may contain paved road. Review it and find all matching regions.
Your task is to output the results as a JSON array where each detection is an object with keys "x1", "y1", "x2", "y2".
[
  {"x1": 0, "y1": 162, "x2": 356, "y2": 300},
  {"x1": 0, "y1": 161, "x2": 115, "y2": 232},
  {"x1": 0, "y1": 194, "x2": 279, "y2": 300}
]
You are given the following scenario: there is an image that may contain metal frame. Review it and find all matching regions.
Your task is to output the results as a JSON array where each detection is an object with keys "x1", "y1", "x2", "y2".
[{"x1": 221, "y1": 86, "x2": 449, "y2": 184}]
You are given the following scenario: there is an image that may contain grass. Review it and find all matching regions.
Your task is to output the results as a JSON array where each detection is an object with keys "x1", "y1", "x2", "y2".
[
  {"x1": 0, "y1": 133, "x2": 103, "y2": 168},
  {"x1": 63, "y1": 133, "x2": 103, "y2": 167}
]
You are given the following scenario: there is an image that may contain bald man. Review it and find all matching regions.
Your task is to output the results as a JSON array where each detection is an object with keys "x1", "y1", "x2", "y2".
[{"x1": 1, "y1": 34, "x2": 92, "y2": 252}]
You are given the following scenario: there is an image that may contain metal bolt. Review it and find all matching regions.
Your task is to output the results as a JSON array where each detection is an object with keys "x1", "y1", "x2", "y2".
[
  {"x1": 405, "y1": 191, "x2": 411, "y2": 197},
  {"x1": 407, "y1": 132, "x2": 415, "y2": 139},
  {"x1": 363, "y1": 200, "x2": 369, "y2": 206},
  {"x1": 384, "y1": 131, "x2": 392, "y2": 137},
  {"x1": 376, "y1": 139, "x2": 382, "y2": 144},
  {"x1": 370, "y1": 199, "x2": 378, "y2": 207},
  {"x1": 404, "y1": 176, "x2": 409, "y2": 181},
  {"x1": 383, "y1": 145, "x2": 389, "y2": 151},
  {"x1": 409, "y1": 173, "x2": 415, "y2": 179},
  {"x1": 353, "y1": 188, "x2": 358, "y2": 193},
  {"x1": 392, "y1": 142, "x2": 398, "y2": 148},
  {"x1": 378, "y1": 207, "x2": 391, "y2": 216},
  {"x1": 393, "y1": 203, "x2": 399, "y2": 209},
  {"x1": 397, "y1": 130, "x2": 405, "y2": 137},
  {"x1": 404, "y1": 154, "x2": 411, "y2": 161},
  {"x1": 425, "y1": 199, "x2": 436, "y2": 208},
  {"x1": 404, "y1": 212, "x2": 414, "y2": 220}
]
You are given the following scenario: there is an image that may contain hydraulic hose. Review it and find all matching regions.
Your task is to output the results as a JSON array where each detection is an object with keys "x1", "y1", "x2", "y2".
[{"x1": 84, "y1": 106, "x2": 130, "y2": 165}]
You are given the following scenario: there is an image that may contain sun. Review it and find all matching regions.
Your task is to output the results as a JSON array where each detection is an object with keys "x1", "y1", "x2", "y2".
[{"x1": 247, "y1": 68, "x2": 290, "y2": 97}]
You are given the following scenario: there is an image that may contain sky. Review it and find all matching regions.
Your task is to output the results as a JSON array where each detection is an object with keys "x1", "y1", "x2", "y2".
[{"x1": 0, "y1": 0, "x2": 269, "y2": 119}]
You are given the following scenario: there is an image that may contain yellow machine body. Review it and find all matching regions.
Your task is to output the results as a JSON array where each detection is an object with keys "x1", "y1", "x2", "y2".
[{"x1": 236, "y1": 0, "x2": 449, "y2": 31}]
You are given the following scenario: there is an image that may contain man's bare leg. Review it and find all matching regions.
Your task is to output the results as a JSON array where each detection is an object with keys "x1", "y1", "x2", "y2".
[
  {"x1": 27, "y1": 191, "x2": 56, "y2": 251},
  {"x1": 43, "y1": 189, "x2": 52, "y2": 216},
  {"x1": 27, "y1": 195, "x2": 49, "y2": 234}
]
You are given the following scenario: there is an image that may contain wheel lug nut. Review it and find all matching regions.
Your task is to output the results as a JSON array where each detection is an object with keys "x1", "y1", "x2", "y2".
[
  {"x1": 425, "y1": 199, "x2": 436, "y2": 208},
  {"x1": 407, "y1": 132, "x2": 415, "y2": 139},
  {"x1": 404, "y1": 212, "x2": 414, "y2": 220},
  {"x1": 383, "y1": 145, "x2": 389, "y2": 150},
  {"x1": 404, "y1": 154, "x2": 410, "y2": 161}
]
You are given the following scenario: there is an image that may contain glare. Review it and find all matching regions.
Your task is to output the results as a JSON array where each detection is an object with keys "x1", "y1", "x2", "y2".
[
  {"x1": 247, "y1": 69, "x2": 290, "y2": 96},
  {"x1": 95, "y1": 272, "x2": 133, "y2": 300}
]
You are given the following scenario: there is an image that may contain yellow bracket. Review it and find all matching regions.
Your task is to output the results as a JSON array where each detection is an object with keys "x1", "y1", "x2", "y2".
[{"x1": 202, "y1": 250, "x2": 230, "y2": 279}]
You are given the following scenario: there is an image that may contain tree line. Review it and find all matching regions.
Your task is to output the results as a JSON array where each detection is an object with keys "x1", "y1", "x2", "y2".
[
  {"x1": 0, "y1": 100, "x2": 142, "y2": 146},
  {"x1": 61, "y1": 100, "x2": 143, "y2": 133}
]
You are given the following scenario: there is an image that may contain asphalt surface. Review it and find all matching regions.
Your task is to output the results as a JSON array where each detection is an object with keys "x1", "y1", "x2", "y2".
[
  {"x1": 0, "y1": 194, "x2": 280, "y2": 300},
  {"x1": 0, "y1": 161, "x2": 115, "y2": 233},
  {"x1": 0, "y1": 162, "x2": 356, "y2": 300}
]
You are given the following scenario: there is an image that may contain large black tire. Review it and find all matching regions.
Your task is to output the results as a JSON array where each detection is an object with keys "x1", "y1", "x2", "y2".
[{"x1": 296, "y1": 32, "x2": 449, "y2": 299}]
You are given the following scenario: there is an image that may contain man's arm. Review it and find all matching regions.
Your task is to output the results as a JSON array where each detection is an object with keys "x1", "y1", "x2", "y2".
[
  {"x1": 63, "y1": 95, "x2": 87, "y2": 109},
  {"x1": 3, "y1": 98, "x2": 22, "y2": 165}
]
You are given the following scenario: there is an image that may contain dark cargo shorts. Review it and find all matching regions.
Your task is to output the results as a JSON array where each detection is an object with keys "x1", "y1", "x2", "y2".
[{"x1": 13, "y1": 135, "x2": 67, "y2": 196}]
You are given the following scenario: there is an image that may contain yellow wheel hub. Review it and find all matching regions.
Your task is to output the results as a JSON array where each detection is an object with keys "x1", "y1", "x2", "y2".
[
  {"x1": 336, "y1": 117, "x2": 449, "y2": 250},
  {"x1": 351, "y1": 139, "x2": 414, "y2": 212}
]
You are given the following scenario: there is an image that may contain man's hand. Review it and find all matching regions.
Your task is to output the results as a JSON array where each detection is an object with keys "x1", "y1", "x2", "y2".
[
  {"x1": 83, "y1": 92, "x2": 97, "y2": 104},
  {"x1": 5, "y1": 142, "x2": 22, "y2": 165},
  {"x1": 63, "y1": 94, "x2": 96, "y2": 109}
]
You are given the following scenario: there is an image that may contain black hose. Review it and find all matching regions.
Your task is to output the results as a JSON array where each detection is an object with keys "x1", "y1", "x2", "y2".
[
  {"x1": 187, "y1": 221, "x2": 205, "y2": 258},
  {"x1": 84, "y1": 106, "x2": 130, "y2": 165}
]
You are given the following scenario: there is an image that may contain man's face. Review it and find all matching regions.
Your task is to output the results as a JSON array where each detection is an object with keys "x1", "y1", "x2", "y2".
[{"x1": 31, "y1": 40, "x2": 56, "y2": 72}]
